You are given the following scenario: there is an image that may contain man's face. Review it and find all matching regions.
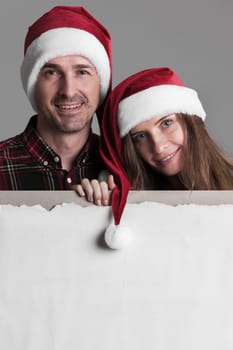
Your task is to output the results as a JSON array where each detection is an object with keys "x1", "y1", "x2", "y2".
[{"x1": 34, "y1": 55, "x2": 100, "y2": 134}]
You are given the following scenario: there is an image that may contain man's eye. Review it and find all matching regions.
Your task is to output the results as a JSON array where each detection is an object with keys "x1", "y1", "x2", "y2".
[
  {"x1": 43, "y1": 69, "x2": 58, "y2": 77},
  {"x1": 78, "y1": 69, "x2": 90, "y2": 75}
]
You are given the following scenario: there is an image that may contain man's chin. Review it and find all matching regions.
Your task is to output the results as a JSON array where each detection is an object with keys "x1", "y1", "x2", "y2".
[
  {"x1": 54, "y1": 121, "x2": 90, "y2": 134},
  {"x1": 57, "y1": 127, "x2": 85, "y2": 134}
]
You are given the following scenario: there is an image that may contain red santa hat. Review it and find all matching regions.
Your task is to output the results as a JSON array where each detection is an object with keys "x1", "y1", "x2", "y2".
[
  {"x1": 100, "y1": 67, "x2": 206, "y2": 249},
  {"x1": 21, "y1": 6, "x2": 112, "y2": 112}
]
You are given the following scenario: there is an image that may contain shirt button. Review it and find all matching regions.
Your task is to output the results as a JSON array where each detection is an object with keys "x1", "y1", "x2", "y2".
[
  {"x1": 54, "y1": 156, "x2": 60, "y2": 163},
  {"x1": 66, "y1": 177, "x2": 72, "y2": 184},
  {"x1": 43, "y1": 160, "x2": 48, "y2": 166}
]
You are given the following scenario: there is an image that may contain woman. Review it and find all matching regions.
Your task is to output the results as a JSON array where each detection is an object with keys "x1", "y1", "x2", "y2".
[
  {"x1": 76, "y1": 67, "x2": 233, "y2": 201},
  {"x1": 75, "y1": 67, "x2": 233, "y2": 248}
]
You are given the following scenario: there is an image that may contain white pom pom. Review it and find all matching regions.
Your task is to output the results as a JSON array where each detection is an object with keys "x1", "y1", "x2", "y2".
[{"x1": 104, "y1": 224, "x2": 132, "y2": 249}]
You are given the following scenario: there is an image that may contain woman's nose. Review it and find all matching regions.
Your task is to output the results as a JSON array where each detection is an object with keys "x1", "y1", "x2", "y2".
[{"x1": 151, "y1": 133, "x2": 168, "y2": 154}]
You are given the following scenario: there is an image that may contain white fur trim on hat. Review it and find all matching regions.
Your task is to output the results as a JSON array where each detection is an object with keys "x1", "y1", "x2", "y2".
[
  {"x1": 118, "y1": 85, "x2": 206, "y2": 138},
  {"x1": 21, "y1": 27, "x2": 111, "y2": 111}
]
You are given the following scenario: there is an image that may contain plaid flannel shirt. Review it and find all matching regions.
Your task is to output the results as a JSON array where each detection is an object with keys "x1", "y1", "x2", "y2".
[{"x1": 0, "y1": 116, "x2": 105, "y2": 190}]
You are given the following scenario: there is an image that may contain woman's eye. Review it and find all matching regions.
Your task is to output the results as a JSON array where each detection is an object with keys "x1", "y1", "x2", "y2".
[
  {"x1": 132, "y1": 133, "x2": 146, "y2": 143},
  {"x1": 162, "y1": 119, "x2": 173, "y2": 128}
]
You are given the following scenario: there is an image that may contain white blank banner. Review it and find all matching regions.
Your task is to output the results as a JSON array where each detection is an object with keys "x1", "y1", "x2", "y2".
[{"x1": 0, "y1": 201, "x2": 233, "y2": 349}]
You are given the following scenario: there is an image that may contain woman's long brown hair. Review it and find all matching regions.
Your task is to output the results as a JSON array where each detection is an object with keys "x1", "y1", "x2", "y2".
[{"x1": 122, "y1": 114, "x2": 233, "y2": 190}]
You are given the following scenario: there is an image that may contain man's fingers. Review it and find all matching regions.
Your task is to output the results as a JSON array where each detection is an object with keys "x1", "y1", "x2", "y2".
[
  {"x1": 108, "y1": 174, "x2": 116, "y2": 190},
  {"x1": 73, "y1": 177, "x2": 115, "y2": 206},
  {"x1": 90, "y1": 179, "x2": 103, "y2": 205},
  {"x1": 80, "y1": 178, "x2": 95, "y2": 202},
  {"x1": 74, "y1": 184, "x2": 85, "y2": 197},
  {"x1": 99, "y1": 181, "x2": 111, "y2": 205}
]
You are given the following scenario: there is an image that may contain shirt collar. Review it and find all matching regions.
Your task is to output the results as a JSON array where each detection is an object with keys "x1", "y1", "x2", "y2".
[{"x1": 23, "y1": 115, "x2": 98, "y2": 168}]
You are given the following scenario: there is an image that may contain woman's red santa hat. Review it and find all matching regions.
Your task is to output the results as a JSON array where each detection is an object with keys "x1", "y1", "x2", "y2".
[
  {"x1": 21, "y1": 6, "x2": 112, "y2": 112},
  {"x1": 100, "y1": 67, "x2": 206, "y2": 249}
]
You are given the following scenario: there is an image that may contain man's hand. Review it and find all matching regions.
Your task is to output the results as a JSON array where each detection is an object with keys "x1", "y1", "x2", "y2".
[{"x1": 73, "y1": 174, "x2": 116, "y2": 206}]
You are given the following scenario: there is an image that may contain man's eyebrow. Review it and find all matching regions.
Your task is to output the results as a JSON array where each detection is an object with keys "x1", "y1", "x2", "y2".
[
  {"x1": 41, "y1": 63, "x2": 59, "y2": 69},
  {"x1": 41, "y1": 63, "x2": 96, "y2": 70},
  {"x1": 74, "y1": 64, "x2": 96, "y2": 69}
]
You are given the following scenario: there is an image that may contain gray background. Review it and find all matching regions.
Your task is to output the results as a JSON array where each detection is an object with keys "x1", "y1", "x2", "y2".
[{"x1": 1, "y1": 0, "x2": 232, "y2": 156}]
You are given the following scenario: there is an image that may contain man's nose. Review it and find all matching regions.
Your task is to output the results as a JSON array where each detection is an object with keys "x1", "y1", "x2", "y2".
[{"x1": 59, "y1": 74, "x2": 79, "y2": 98}]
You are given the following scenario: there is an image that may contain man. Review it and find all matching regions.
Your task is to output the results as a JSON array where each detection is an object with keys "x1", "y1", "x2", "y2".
[{"x1": 0, "y1": 6, "x2": 112, "y2": 189}]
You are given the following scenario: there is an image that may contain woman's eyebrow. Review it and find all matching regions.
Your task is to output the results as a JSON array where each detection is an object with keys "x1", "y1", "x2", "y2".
[{"x1": 131, "y1": 115, "x2": 172, "y2": 135}]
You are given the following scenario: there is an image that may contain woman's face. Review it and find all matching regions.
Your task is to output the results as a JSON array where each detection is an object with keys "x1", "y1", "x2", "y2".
[{"x1": 130, "y1": 114, "x2": 184, "y2": 176}]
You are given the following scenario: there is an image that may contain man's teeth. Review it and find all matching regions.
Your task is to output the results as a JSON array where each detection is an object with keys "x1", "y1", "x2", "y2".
[{"x1": 60, "y1": 103, "x2": 81, "y2": 109}]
